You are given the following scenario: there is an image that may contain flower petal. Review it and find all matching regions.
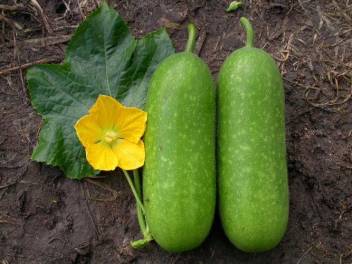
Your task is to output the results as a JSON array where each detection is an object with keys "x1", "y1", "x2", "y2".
[
  {"x1": 75, "y1": 95, "x2": 147, "y2": 171},
  {"x1": 86, "y1": 142, "x2": 118, "y2": 171},
  {"x1": 88, "y1": 95, "x2": 124, "y2": 129},
  {"x1": 74, "y1": 114, "x2": 102, "y2": 147},
  {"x1": 117, "y1": 108, "x2": 147, "y2": 143},
  {"x1": 88, "y1": 95, "x2": 147, "y2": 142},
  {"x1": 112, "y1": 139, "x2": 145, "y2": 170}
]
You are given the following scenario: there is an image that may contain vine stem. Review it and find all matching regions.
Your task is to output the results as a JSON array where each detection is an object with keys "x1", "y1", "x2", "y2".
[
  {"x1": 122, "y1": 169, "x2": 145, "y2": 214},
  {"x1": 133, "y1": 170, "x2": 147, "y2": 234},
  {"x1": 184, "y1": 23, "x2": 197, "y2": 53},
  {"x1": 122, "y1": 169, "x2": 152, "y2": 248},
  {"x1": 240, "y1": 17, "x2": 254, "y2": 48}
]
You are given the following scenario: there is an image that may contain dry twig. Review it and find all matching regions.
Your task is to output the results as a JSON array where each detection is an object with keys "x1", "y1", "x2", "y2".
[
  {"x1": 0, "y1": 34, "x2": 71, "y2": 49},
  {"x1": 0, "y1": 14, "x2": 22, "y2": 30},
  {"x1": 0, "y1": 4, "x2": 25, "y2": 12},
  {"x1": 76, "y1": 0, "x2": 86, "y2": 19},
  {"x1": 85, "y1": 178, "x2": 120, "y2": 202},
  {"x1": 0, "y1": 182, "x2": 16, "y2": 190},
  {"x1": 18, "y1": 35, "x2": 71, "y2": 48},
  {"x1": 30, "y1": 0, "x2": 53, "y2": 33},
  {"x1": 81, "y1": 183, "x2": 101, "y2": 240},
  {"x1": 0, "y1": 58, "x2": 60, "y2": 76}
]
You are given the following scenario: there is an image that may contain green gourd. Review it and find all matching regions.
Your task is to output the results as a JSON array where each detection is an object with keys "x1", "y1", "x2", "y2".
[
  {"x1": 143, "y1": 24, "x2": 216, "y2": 252},
  {"x1": 218, "y1": 17, "x2": 289, "y2": 252}
]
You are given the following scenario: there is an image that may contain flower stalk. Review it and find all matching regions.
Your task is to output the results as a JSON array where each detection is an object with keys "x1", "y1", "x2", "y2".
[
  {"x1": 122, "y1": 169, "x2": 152, "y2": 248},
  {"x1": 75, "y1": 95, "x2": 151, "y2": 248}
]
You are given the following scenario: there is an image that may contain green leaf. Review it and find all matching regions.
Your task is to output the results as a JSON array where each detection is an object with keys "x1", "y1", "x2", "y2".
[{"x1": 27, "y1": 3, "x2": 175, "y2": 179}]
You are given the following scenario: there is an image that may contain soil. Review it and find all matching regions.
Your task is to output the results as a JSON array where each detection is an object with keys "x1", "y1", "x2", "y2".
[{"x1": 0, "y1": 0, "x2": 351, "y2": 263}]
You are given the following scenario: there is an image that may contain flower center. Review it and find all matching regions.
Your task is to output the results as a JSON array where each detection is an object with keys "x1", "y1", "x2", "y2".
[{"x1": 103, "y1": 130, "x2": 119, "y2": 144}]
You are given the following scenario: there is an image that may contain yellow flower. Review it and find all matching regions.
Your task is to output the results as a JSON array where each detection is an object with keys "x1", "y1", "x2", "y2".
[{"x1": 74, "y1": 95, "x2": 147, "y2": 171}]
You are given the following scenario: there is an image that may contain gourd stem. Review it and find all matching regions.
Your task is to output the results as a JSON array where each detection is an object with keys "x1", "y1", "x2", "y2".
[
  {"x1": 240, "y1": 17, "x2": 254, "y2": 48},
  {"x1": 122, "y1": 169, "x2": 145, "y2": 214},
  {"x1": 185, "y1": 23, "x2": 197, "y2": 53},
  {"x1": 226, "y1": 1, "x2": 243, "y2": 12}
]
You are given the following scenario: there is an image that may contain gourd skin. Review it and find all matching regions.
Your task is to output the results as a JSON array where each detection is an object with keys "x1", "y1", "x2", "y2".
[
  {"x1": 218, "y1": 47, "x2": 289, "y2": 252},
  {"x1": 143, "y1": 52, "x2": 216, "y2": 252}
]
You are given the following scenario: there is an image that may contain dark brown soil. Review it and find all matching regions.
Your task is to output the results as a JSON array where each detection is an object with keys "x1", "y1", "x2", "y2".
[{"x1": 1, "y1": 0, "x2": 351, "y2": 263}]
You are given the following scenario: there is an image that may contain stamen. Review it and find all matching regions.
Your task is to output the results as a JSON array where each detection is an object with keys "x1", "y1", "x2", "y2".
[{"x1": 104, "y1": 130, "x2": 119, "y2": 143}]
